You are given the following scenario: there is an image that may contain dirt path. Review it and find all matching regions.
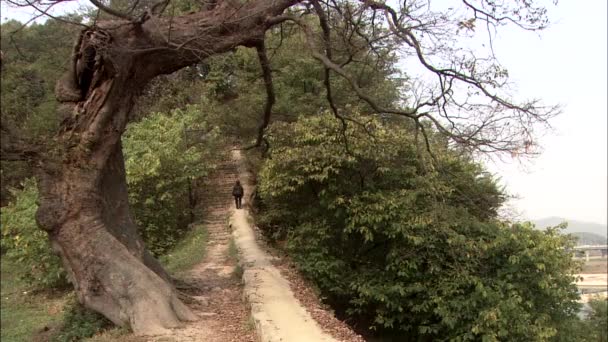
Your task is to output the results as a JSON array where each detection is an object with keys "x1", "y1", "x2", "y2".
[
  {"x1": 231, "y1": 149, "x2": 339, "y2": 342},
  {"x1": 149, "y1": 149, "x2": 360, "y2": 342},
  {"x1": 150, "y1": 158, "x2": 255, "y2": 342}
]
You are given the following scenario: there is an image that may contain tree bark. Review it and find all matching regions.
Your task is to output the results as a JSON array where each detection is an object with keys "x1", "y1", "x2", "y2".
[{"x1": 35, "y1": 0, "x2": 300, "y2": 334}]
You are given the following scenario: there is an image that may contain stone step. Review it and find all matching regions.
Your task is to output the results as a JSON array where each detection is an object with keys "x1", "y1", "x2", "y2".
[
  {"x1": 191, "y1": 154, "x2": 240, "y2": 247},
  {"x1": 209, "y1": 236, "x2": 231, "y2": 240},
  {"x1": 204, "y1": 223, "x2": 229, "y2": 227},
  {"x1": 207, "y1": 234, "x2": 230, "y2": 238},
  {"x1": 203, "y1": 200, "x2": 231, "y2": 204},
  {"x1": 202, "y1": 214, "x2": 229, "y2": 219},
  {"x1": 207, "y1": 235, "x2": 230, "y2": 239},
  {"x1": 208, "y1": 173, "x2": 238, "y2": 177},
  {"x1": 204, "y1": 223, "x2": 228, "y2": 227}
]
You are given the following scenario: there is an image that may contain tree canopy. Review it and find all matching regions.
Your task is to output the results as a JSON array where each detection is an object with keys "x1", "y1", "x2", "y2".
[{"x1": 256, "y1": 112, "x2": 581, "y2": 340}]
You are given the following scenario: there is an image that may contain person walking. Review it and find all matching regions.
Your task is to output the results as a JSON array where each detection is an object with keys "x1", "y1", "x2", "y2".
[{"x1": 232, "y1": 180, "x2": 244, "y2": 209}]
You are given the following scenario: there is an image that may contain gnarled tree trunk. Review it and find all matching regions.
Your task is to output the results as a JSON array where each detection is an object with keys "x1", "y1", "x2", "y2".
[{"x1": 33, "y1": 0, "x2": 299, "y2": 334}]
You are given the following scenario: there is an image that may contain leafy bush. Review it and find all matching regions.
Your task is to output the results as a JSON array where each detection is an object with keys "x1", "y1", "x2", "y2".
[
  {"x1": 555, "y1": 297, "x2": 608, "y2": 342},
  {"x1": 585, "y1": 298, "x2": 608, "y2": 341},
  {"x1": 52, "y1": 298, "x2": 112, "y2": 342},
  {"x1": 0, "y1": 178, "x2": 67, "y2": 289},
  {"x1": 257, "y1": 112, "x2": 582, "y2": 340},
  {"x1": 124, "y1": 104, "x2": 221, "y2": 256}
]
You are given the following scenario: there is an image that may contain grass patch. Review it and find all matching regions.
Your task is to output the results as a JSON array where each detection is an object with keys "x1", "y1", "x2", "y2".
[
  {"x1": 1, "y1": 223, "x2": 208, "y2": 341},
  {"x1": 160, "y1": 224, "x2": 208, "y2": 275},
  {"x1": 245, "y1": 314, "x2": 256, "y2": 331},
  {"x1": 228, "y1": 237, "x2": 238, "y2": 261},
  {"x1": 227, "y1": 238, "x2": 244, "y2": 279},
  {"x1": 227, "y1": 238, "x2": 241, "y2": 275},
  {"x1": 1, "y1": 259, "x2": 68, "y2": 342}
]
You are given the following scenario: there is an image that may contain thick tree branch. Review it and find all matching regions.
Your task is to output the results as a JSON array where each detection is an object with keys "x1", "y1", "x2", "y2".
[{"x1": 247, "y1": 41, "x2": 275, "y2": 153}]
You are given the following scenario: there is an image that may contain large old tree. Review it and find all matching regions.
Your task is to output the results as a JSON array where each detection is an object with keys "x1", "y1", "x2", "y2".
[{"x1": 1, "y1": 0, "x2": 558, "y2": 334}]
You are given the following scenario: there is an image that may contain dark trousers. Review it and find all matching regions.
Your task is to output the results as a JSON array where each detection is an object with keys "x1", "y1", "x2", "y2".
[{"x1": 234, "y1": 196, "x2": 242, "y2": 209}]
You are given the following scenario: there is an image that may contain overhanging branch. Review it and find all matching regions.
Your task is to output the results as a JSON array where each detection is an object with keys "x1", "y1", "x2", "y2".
[{"x1": 242, "y1": 41, "x2": 275, "y2": 153}]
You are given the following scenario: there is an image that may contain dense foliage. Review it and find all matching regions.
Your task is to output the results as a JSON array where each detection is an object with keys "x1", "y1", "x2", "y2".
[
  {"x1": 0, "y1": 18, "x2": 79, "y2": 204},
  {"x1": 585, "y1": 298, "x2": 608, "y2": 342},
  {"x1": 174, "y1": 21, "x2": 403, "y2": 144},
  {"x1": 257, "y1": 112, "x2": 582, "y2": 340},
  {"x1": 123, "y1": 104, "x2": 222, "y2": 256},
  {"x1": 0, "y1": 18, "x2": 79, "y2": 134},
  {"x1": 0, "y1": 179, "x2": 67, "y2": 288},
  {"x1": 555, "y1": 298, "x2": 608, "y2": 342},
  {"x1": 0, "y1": 104, "x2": 221, "y2": 287},
  {"x1": 51, "y1": 298, "x2": 112, "y2": 342}
]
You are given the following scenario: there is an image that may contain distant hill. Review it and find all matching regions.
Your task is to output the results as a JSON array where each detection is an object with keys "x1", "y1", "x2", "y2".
[
  {"x1": 533, "y1": 217, "x2": 607, "y2": 244},
  {"x1": 569, "y1": 232, "x2": 607, "y2": 245}
]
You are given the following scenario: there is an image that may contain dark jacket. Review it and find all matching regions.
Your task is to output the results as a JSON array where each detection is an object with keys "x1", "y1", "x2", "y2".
[{"x1": 232, "y1": 183, "x2": 244, "y2": 197}]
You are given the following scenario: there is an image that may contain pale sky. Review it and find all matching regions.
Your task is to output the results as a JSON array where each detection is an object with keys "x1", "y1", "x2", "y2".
[
  {"x1": 482, "y1": 1, "x2": 607, "y2": 225},
  {"x1": 2, "y1": 1, "x2": 607, "y2": 224}
]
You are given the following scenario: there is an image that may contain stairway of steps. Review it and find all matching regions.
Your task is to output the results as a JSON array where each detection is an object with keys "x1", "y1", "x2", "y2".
[
  {"x1": 160, "y1": 151, "x2": 258, "y2": 342},
  {"x1": 195, "y1": 156, "x2": 240, "y2": 245}
]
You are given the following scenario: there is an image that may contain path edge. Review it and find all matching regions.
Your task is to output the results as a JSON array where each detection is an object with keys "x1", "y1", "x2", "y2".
[{"x1": 229, "y1": 150, "x2": 338, "y2": 342}]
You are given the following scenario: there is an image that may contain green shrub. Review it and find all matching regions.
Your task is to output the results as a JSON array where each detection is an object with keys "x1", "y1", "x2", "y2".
[
  {"x1": 586, "y1": 298, "x2": 608, "y2": 341},
  {"x1": 258, "y1": 112, "x2": 582, "y2": 340},
  {"x1": 0, "y1": 178, "x2": 67, "y2": 289},
  {"x1": 554, "y1": 298, "x2": 608, "y2": 342},
  {"x1": 52, "y1": 298, "x2": 112, "y2": 342},
  {"x1": 124, "y1": 104, "x2": 221, "y2": 256}
]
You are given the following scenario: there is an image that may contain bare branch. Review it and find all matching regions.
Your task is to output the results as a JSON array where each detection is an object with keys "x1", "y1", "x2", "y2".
[
  {"x1": 461, "y1": 0, "x2": 550, "y2": 31},
  {"x1": 8, "y1": 0, "x2": 90, "y2": 28},
  {"x1": 88, "y1": 0, "x2": 135, "y2": 21},
  {"x1": 344, "y1": 0, "x2": 560, "y2": 156}
]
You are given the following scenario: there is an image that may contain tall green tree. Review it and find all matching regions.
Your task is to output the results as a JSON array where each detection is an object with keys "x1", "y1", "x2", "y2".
[
  {"x1": 258, "y1": 112, "x2": 581, "y2": 340},
  {"x1": 124, "y1": 104, "x2": 222, "y2": 256}
]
